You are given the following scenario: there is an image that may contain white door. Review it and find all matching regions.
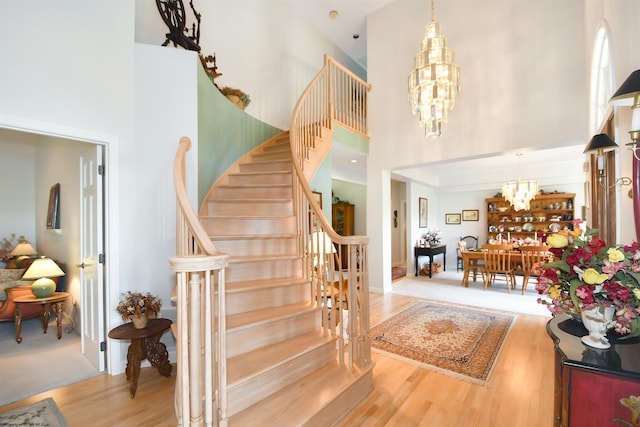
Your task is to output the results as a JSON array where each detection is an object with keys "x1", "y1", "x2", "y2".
[{"x1": 79, "y1": 145, "x2": 105, "y2": 371}]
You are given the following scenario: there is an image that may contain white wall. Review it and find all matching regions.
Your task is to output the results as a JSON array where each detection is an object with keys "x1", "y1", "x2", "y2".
[
  {"x1": 0, "y1": 136, "x2": 36, "y2": 246},
  {"x1": 134, "y1": 0, "x2": 366, "y2": 130}
]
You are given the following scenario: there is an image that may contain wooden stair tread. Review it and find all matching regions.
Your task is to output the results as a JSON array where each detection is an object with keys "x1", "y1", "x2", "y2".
[
  {"x1": 227, "y1": 254, "x2": 299, "y2": 263},
  {"x1": 229, "y1": 361, "x2": 374, "y2": 426},
  {"x1": 209, "y1": 198, "x2": 291, "y2": 202},
  {"x1": 211, "y1": 234, "x2": 296, "y2": 240},
  {"x1": 226, "y1": 302, "x2": 316, "y2": 330},
  {"x1": 225, "y1": 277, "x2": 307, "y2": 292},
  {"x1": 227, "y1": 330, "x2": 334, "y2": 384}
]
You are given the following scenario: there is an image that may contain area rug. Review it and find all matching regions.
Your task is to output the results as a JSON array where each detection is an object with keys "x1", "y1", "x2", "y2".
[
  {"x1": 392, "y1": 266, "x2": 407, "y2": 281},
  {"x1": 0, "y1": 398, "x2": 68, "y2": 427},
  {"x1": 371, "y1": 301, "x2": 515, "y2": 385}
]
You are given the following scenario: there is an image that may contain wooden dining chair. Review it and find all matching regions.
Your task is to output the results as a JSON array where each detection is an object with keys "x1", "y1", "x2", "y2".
[
  {"x1": 519, "y1": 245, "x2": 551, "y2": 295},
  {"x1": 483, "y1": 245, "x2": 515, "y2": 292}
]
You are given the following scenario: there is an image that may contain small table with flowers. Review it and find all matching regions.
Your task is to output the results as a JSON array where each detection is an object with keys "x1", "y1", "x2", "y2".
[
  {"x1": 108, "y1": 318, "x2": 172, "y2": 398},
  {"x1": 414, "y1": 245, "x2": 446, "y2": 278}
]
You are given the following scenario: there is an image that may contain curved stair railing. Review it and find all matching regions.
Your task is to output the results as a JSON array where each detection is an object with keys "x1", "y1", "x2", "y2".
[
  {"x1": 290, "y1": 55, "x2": 373, "y2": 368},
  {"x1": 170, "y1": 136, "x2": 230, "y2": 427}
]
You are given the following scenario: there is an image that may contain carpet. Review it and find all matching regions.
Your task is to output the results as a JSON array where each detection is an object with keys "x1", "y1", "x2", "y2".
[
  {"x1": 0, "y1": 398, "x2": 68, "y2": 427},
  {"x1": 371, "y1": 301, "x2": 516, "y2": 385}
]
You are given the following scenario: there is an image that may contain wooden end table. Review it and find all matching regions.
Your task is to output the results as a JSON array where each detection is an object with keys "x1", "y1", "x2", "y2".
[
  {"x1": 108, "y1": 318, "x2": 173, "y2": 398},
  {"x1": 13, "y1": 292, "x2": 70, "y2": 343},
  {"x1": 414, "y1": 245, "x2": 447, "y2": 278}
]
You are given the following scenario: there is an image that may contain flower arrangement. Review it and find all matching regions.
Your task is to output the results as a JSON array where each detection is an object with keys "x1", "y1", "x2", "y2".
[
  {"x1": 116, "y1": 291, "x2": 161, "y2": 321},
  {"x1": 422, "y1": 229, "x2": 442, "y2": 246},
  {"x1": 536, "y1": 223, "x2": 640, "y2": 338}
]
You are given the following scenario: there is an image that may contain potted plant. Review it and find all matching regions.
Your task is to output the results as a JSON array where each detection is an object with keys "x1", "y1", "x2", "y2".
[
  {"x1": 220, "y1": 86, "x2": 251, "y2": 110},
  {"x1": 116, "y1": 291, "x2": 161, "y2": 329}
]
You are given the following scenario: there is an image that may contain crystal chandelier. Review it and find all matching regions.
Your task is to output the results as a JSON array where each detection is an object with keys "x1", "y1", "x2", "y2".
[
  {"x1": 408, "y1": 0, "x2": 460, "y2": 138},
  {"x1": 502, "y1": 154, "x2": 539, "y2": 211}
]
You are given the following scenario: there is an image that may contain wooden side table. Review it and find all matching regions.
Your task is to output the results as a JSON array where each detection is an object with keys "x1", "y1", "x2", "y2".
[
  {"x1": 108, "y1": 318, "x2": 173, "y2": 398},
  {"x1": 13, "y1": 292, "x2": 70, "y2": 343}
]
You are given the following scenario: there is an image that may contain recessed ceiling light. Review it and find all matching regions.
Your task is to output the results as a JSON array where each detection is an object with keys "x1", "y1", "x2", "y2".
[{"x1": 329, "y1": 10, "x2": 338, "y2": 19}]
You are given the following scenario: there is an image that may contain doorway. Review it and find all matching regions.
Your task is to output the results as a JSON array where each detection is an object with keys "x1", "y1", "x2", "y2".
[
  {"x1": 0, "y1": 126, "x2": 107, "y2": 374},
  {"x1": 391, "y1": 178, "x2": 407, "y2": 281}
]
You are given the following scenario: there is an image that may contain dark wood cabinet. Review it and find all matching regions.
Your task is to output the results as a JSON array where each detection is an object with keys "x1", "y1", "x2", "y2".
[
  {"x1": 332, "y1": 203, "x2": 354, "y2": 236},
  {"x1": 332, "y1": 203, "x2": 354, "y2": 269},
  {"x1": 547, "y1": 315, "x2": 640, "y2": 427}
]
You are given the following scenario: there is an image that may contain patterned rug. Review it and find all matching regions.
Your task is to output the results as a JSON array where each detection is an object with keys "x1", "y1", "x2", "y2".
[
  {"x1": 371, "y1": 301, "x2": 515, "y2": 385},
  {"x1": 0, "y1": 398, "x2": 68, "y2": 427}
]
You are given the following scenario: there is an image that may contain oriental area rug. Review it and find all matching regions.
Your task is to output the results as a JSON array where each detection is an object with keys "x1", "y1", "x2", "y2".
[
  {"x1": 371, "y1": 301, "x2": 516, "y2": 385},
  {"x1": 0, "y1": 398, "x2": 68, "y2": 427}
]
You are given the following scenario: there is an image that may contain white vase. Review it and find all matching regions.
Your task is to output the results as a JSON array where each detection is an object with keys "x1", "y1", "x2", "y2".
[{"x1": 580, "y1": 306, "x2": 615, "y2": 349}]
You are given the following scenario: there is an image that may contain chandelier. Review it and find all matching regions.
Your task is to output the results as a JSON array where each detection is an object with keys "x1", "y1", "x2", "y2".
[
  {"x1": 407, "y1": 0, "x2": 460, "y2": 138},
  {"x1": 502, "y1": 154, "x2": 539, "y2": 211}
]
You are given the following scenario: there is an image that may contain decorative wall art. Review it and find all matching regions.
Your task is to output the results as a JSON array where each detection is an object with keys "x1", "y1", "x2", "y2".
[
  {"x1": 462, "y1": 210, "x2": 479, "y2": 221},
  {"x1": 445, "y1": 213, "x2": 461, "y2": 225},
  {"x1": 46, "y1": 183, "x2": 60, "y2": 229},
  {"x1": 419, "y1": 198, "x2": 428, "y2": 228}
]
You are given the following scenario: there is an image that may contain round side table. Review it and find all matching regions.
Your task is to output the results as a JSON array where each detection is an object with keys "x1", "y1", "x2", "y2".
[{"x1": 108, "y1": 318, "x2": 172, "y2": 398}]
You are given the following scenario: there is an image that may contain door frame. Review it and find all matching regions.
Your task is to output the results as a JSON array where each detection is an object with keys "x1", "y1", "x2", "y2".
[{"x1": 0, "y1": 117, "x2": 118, "y2": 373}]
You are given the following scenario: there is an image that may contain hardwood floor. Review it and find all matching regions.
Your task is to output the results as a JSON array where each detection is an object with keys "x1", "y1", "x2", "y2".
[{"x1": 0, "y1": 292, "x2": 555, "y2": 427}]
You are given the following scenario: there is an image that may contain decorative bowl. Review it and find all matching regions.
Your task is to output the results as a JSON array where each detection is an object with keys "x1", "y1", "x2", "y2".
[{"x1": 497, "y1": 207, "x2": 509, "y2": 212}]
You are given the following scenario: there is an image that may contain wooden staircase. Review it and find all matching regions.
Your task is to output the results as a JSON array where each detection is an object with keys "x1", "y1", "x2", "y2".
[
  {"x1": 197, "y1": 132, "x2": 373, "y2": 425},
  {"x1": 170, "y1": 55, "x2": 373, "y2": 426}
]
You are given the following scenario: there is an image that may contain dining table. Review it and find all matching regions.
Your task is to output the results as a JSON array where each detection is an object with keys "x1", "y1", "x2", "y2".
[{"x1": 460, "y1": 249, "x2": 523, "y2": 287}]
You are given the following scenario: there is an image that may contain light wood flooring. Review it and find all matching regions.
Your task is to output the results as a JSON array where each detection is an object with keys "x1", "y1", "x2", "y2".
[{"x1": 0, "y1": 292, "x2": 555, "y2": 427}]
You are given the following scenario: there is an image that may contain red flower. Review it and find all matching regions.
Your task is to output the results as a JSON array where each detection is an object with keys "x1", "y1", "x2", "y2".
[
  {"x1": 566, "y1": 247, "x2": 593, "y2": 269},
  {"x1": 588, "y1": 238, "x2": 607, "y2": 255}
]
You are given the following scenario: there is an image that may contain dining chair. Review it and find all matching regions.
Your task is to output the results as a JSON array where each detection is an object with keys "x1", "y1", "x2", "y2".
[
  {"x1": 457, "y1": 236, "x2": 479, "y2": 272},
  {"x1": 483, "y1": 245, "x2": 515, "y2": 292},
  {"x1": 519, "y1": 245, "x2": 551, "y2": 295}
]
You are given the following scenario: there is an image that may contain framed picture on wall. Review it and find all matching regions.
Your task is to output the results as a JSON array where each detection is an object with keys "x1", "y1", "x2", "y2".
[
  {"x1": 419, "y1": 198, "x2": 428, "y2": 228},
  {"x1": 46, "y1": 183, "x2": 60, "y2": 229},
  {"x1": 462, "y1": 210, "x2": 479, "y2": 221},
  {"x1": 445, "y1": 213, "x2": 461, "y2": 225}
]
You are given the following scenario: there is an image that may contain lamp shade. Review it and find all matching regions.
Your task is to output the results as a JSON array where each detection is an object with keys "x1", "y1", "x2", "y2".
[
  {"x1": 609, "y1": 70, "x2": 640, "y2": 106},
  {"x1": 9, "y1": 242, "x2": 37, "y2": 257},
  {"x1": 22, "y1": 257, "x2": 65, "y2": 298},
  {"x1": 584, "y1": 134, "x2": 619, "y2": 154}
]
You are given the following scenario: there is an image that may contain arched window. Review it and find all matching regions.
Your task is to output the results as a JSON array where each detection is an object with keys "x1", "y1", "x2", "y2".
[
  {"x1": 590, "y1": 27, "x2": 614, "y2": 132},
  {"x1": 588, "y1": 25, "x2": 616, "y2": 243}
]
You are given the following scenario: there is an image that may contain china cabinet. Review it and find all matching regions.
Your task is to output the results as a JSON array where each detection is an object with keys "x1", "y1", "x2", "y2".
[{"x1": 485, "y1": 193, "x2": 575, "y2": 242}]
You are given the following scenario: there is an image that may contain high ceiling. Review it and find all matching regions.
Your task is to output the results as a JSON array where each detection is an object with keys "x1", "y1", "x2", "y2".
[{"x1": 288, "y1": 1, "x2": 586, "y2": 191}]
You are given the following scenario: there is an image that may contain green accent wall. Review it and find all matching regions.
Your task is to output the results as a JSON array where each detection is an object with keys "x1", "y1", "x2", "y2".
[
  {"x1": 333, "y1": 124, "x2": 369, "y2": 154},
  {"x1": 197, "y1": 67, "x2": 282, "y2": 206}
]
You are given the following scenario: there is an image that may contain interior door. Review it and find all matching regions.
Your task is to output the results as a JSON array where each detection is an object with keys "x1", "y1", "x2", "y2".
[{"x1": 79, "y1": 145, "x2": 105, "y2": 371}]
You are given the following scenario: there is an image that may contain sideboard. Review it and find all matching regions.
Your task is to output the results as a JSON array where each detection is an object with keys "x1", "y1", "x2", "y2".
[{"x1": 546, "y1": 314, "x2": 640, "y2": 427}]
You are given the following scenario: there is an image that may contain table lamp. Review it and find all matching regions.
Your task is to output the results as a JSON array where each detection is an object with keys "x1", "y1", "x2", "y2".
[
  {"x1": 9, "y1": 242, "x2": 38, "y2": 267},
  {"x1": 22, "y1": 257, "x2": 65, "y2": 298}
]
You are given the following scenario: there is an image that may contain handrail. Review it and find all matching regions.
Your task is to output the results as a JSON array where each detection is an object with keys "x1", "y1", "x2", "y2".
[
  {"x1": 289, "y1": 54, "x2": 372, "y2": 368},
  {"x1": 172, "y1": 136, "x2": 229, "y2": 426},
  {"x1": 174, "y1": 136, "x2": 225, "y2": 257}
]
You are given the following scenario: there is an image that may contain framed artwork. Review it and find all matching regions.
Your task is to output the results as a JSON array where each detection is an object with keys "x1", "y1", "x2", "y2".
[
  {"x1": 445, "y1": 213, "x2": 461, "y2": 225},
  {"x1": 462, "y1": 209, "x2": 479, "y2": 221},
  {"x1": 312, "y1": 191, "x2": 322, "y2": 209},
  {"x1": 46, "y1": 183, "x2": 60, "y2": 229},
  {"x1": 419, "y1": 198, "x2": 428, "y2": 228}
]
